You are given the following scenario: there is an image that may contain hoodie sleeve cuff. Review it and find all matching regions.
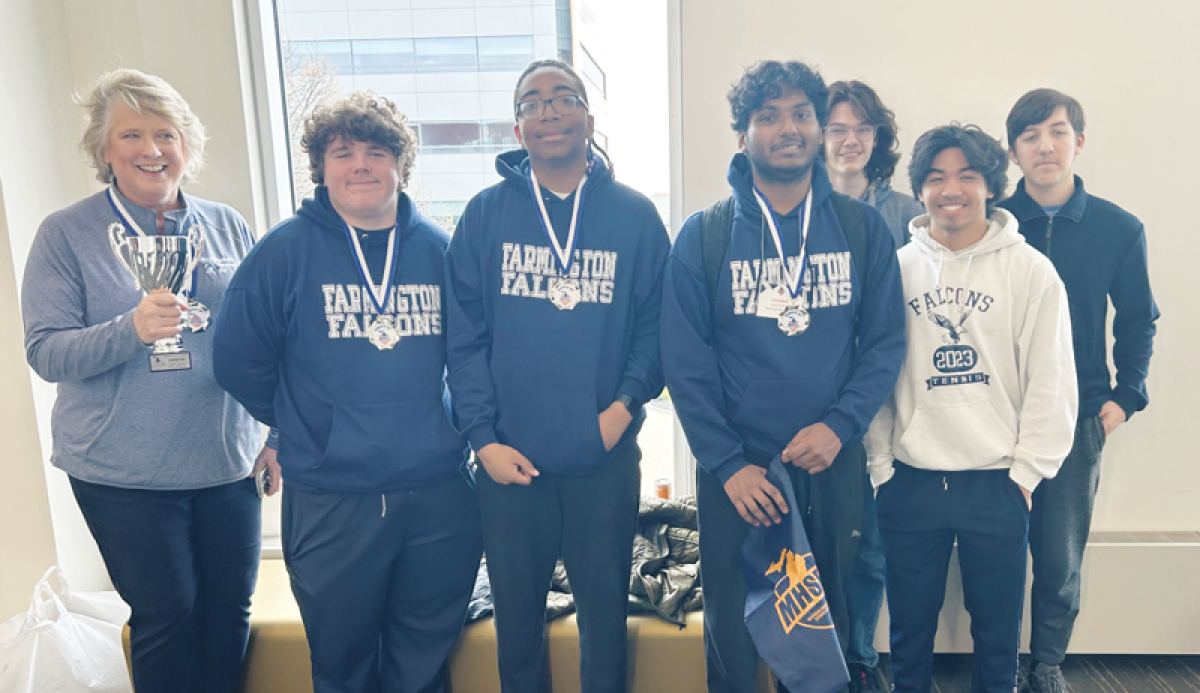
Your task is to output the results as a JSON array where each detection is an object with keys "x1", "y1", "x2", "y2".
[
  {"x1": 710, "y1": 455, "x2": 750, "y2": 486},
  {"x1": 466, "y1": 426, "x2": 499, "y2": 454},
  {"x1": 868, "y1": 457, "x2": 895, "y2": 489},
  {"x1": 822, "y1": 412, "x2": 854, "y2": 447},
  {"x1": 1109, "y1": 392, "x2": 1140, "y2": 421},
  {"x1": 1008, "y1": 461, "x2": 1043, "y2": 493},
  {"x1": 265, "y1": 427, "x2": 279, "y2": 450},
  {"x1": 616, "y1": 379, "x2": 652, "y2": 413}
]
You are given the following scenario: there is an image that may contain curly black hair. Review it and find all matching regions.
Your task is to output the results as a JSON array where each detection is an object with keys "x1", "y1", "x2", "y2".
[
  {"x1": 826, "y1": 80, "x2": 901, "y2": 182},
  {"x1": 908, "y1": 124, "x2": 1008, "y2": 215},
  {"x1": 728, "y1": 60, "x2": 829, "y2": 132}
]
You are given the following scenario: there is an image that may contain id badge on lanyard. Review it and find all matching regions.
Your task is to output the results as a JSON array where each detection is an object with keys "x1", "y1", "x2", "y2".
[{"x1": 751, "y1": 188, "x2": 812, "y2": 336}]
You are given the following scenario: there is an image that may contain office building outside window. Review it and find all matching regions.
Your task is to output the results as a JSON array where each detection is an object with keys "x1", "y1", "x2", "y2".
[{"x1": 272, "y1": 0, "x2": 676, "y2": 502}]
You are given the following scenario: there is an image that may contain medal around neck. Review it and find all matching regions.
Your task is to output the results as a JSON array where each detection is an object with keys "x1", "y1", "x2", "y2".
[
  {"x1": 368, "y1": 319, "x2": 401, "y2": 350},
  {"x1": 528, "y1": 167, "x2": 588, "y2": 311},
  {"x1": 108, "y1": 223, "x2": 206, "y2": 372},
  {"x1": 777, "y1": 306, "x2": 810, "y2": 337},
  {"x1": 549, "y1": 277, "x2": 582, "y2": 311},
  {"x1": 753, "y1": 187, "x2": 813, "y2": 306},
  {"x1": 341, "y1": 219, "x2": 401, "y2": 350}
]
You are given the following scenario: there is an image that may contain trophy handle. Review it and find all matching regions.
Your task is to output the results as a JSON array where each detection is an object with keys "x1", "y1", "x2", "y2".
[
  {"x1": 175, "y1": 224, "x2": 207, "y2": 297},
  {"x1": 107, "y1": 223, "x2": 141, "y2": 292},
  {"x1": 186, "y1": 224, "x2": 206, "y2": 272}
]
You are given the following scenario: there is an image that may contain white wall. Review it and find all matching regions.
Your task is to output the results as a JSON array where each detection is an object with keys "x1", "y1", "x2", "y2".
[
  {"x1": 0, "y1": 0, "x2": 87, "y2": 614},
  {"x1": 670, "y1": 0, "x2": 1199, "y2": 533}
]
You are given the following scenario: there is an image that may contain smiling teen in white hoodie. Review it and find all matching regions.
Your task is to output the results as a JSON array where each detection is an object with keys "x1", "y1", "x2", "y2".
[{"x1": 864, "y1": 124, "x2": 1077, "y2": 693}]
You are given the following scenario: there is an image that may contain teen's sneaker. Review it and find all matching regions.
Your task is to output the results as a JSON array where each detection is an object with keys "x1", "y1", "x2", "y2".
[
  {"x1": 1026, "y1": 663, "x2": 1067, "y2": 693},
  {"x1": 848, "y1": 663, "x2": 886, "y2": 692}
]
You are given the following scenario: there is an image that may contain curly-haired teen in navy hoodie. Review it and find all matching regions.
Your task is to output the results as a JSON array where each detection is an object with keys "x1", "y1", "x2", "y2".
[
  {"x1": 661, "y1": 60, "x2": 905, "y2": 693},
  {"x1": 213, "y1": 93, "x2": 480, "y2": 693},
  {"x1": 444, "y1": 60, "x2": 669, "y2": 693}
]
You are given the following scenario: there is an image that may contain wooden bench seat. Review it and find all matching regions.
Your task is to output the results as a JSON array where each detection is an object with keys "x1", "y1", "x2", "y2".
[{"x1": 234, "y1": 559, "x2": 772, "y2": 693}]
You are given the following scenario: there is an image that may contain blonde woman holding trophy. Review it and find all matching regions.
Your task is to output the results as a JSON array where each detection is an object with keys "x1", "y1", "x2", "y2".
[{"x1": 20, "y1": 69, "x2": 275, "y2": 693}]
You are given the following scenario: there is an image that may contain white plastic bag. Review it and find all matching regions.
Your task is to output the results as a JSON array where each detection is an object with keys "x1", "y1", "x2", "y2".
[{"x1": 0, "y1": 567, "x2": 133, "y2": 693}]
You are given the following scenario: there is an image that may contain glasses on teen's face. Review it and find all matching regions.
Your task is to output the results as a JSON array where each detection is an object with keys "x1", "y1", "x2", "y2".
[
  {"x1": 515, "y1": 94, "x2": 588, "y2": 120},
  {"x1": 824, "y1": 124, "x2": 877, "y2": 143}
]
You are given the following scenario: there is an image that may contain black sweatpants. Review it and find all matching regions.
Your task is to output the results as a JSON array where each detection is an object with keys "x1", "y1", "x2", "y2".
[
  {"x1": 476, "y1": 445, "x2": 641, "y2": 693},
  {"x1": 697, "y1": 444, "x2": 864, "y2": 693}
]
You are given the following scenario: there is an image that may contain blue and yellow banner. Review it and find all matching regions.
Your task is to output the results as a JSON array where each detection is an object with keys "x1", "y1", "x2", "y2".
[{"x1": 742, "y1": 456, "x2": 849, "y2": 693}]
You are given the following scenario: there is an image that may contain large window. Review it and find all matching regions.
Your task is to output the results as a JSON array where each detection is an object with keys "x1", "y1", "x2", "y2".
[
  {"x1": 415, "y1": 37, "x2": 475, "y2": 72},
  {"x1": 412, "y1": 121, "x2": 518, "y2": 154},
  {"x1": 556, "y1": 0, "x2": 573, "y2": 63},
  {"x1": 287, "y1": 40, "x2": 352, "y2": 72},
  {"x1": 352, "y1": 39, "x2": 415, "y2": 74},
  {"x1": 579, "y1": 45, "x2": 606, "y2": 97},
  {"x1": 478, "y1": 36, "x2": 536, "y2": 71},
  {"x1": 268, "y1": 0, "x2": 675, "y2": 518},
  {"x1": 284, "y1": 36, "x2": 534, "y2": 76}
]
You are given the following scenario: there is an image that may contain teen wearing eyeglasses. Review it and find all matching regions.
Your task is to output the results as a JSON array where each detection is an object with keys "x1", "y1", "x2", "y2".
[
  {"x1": 444, "y1": 59, "x2": 669, "y2": 693},
  {"x1": 822, "y1": 79, "x2": 925, "y2": 693},
  {"x1": 823, "y1": 81, "x2": 924, "y2": 251}
]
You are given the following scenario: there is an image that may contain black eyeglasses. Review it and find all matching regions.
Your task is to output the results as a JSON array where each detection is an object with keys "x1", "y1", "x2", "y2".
[
  {"x1": 515, "y1": 94, "x2": 588, "y2": 120},
  {"x1": 824, "y1": 124, "x2": 877, "y2": 143}
]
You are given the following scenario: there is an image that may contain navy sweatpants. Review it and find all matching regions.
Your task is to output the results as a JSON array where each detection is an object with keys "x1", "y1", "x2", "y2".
[
  {"x1": 70, "y1": 476, "x2": 261, "y2": 693},
  {"x1": 476, "y1": 445, "x2": 641, "y2": 693},
  {"x1": 282, "y1": 471, "x2": 483, "y2": 693},
  {"x1": 878, "y1": 462, "x2": 1029, "y2": 693}
]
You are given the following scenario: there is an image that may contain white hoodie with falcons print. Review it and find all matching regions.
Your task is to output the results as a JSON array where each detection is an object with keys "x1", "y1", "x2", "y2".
[{"x1": 865, "y1": 208, "x2": 1077, "y2": 493}]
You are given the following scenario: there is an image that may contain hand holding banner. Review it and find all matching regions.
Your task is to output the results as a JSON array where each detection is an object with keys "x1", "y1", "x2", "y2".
[{"x1": 742, "y1": 455, "x2": 849, "y2": 693}]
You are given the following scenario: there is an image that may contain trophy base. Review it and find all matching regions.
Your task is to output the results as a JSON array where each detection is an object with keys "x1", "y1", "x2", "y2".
[{"x1": 149, "y1": 351, "x2": 192, "y2": 372}]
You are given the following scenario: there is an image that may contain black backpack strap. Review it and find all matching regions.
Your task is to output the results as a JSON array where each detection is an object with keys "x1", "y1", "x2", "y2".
[
  {"x1": 700, "y1": 195, "x2": 736, "y2": 307},
  {"x1": 828, "y1": 191, "x2": 867, "y2": 282},
  {"x1": 828, "y1": 192, "x2": 871, "y2": 338},
  {"x1": 701, "y1": 192, "x2": 869, "y2": 321}
]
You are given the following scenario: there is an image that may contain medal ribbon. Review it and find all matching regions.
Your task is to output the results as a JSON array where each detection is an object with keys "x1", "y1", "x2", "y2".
[
  {"x1": 107, "y1": 186, "x2": 199, "y2": 297},
  {"x1": 528, "y1": 167, "x2": 589, "y2": 277},
  {"x1": 752, "y1": 186, "x2": 812, "y2": 300},
  {"x1": 342, "y1": 219, "x2": 398, "y2": 315}
]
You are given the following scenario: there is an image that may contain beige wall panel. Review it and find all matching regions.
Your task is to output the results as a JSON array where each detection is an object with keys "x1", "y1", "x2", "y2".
[{"x1": 0, "y1": 0, "x2": 85, "y2": 615}]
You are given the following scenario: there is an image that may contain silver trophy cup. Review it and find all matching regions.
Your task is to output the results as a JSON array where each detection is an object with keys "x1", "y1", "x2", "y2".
[{"x1": 109, "y1": 224, "x2": 205, "y2": 370}]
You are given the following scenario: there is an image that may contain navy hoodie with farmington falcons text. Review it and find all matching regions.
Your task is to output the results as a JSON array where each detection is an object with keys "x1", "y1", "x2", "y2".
[
  {"x1": 212, "y1": 188, "x2": 467, "y2": 493},
  {"x1": 444, "y1": 151, "x2": 670, "y2": 475},
  {"x1": 661, "y1": 155, "x2": 906, "y2": 484}
]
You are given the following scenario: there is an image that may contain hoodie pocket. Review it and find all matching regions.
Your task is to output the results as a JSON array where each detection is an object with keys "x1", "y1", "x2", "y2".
[
  {"x1": 895, "y1": 400, "x2": 1016, "y2": 469},
  {"x1": 495, "y1": 382, "x2": 606, "y2": 468},
  {"x1": 321, "y1": 398, "x2": 464, "y2": 475},
  {"x1": 731, "y1": 376, "x2": 836, "y2": 450}
]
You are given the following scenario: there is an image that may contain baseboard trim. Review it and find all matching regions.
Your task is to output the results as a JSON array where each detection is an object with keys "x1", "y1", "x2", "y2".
[{"x1": 875, "y1": 538, "x2": 1200, "y2": 654}]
